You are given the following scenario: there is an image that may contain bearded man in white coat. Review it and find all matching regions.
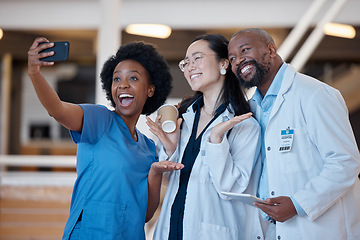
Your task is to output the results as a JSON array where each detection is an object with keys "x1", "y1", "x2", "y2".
[{"x1": 228, "y1": 28, "x2": 360, "y2": 240}]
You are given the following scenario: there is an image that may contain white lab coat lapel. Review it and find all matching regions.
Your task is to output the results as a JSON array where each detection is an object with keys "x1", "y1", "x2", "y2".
[
  {"x1": 268, "y1": 64, "x2": 296, "y2": 123},
  {"x1": 177, "y1": 107, "x2": 196, "y2": 164},
  {"x1": 181, "y1": 107, "x2": 195, "y2": 137}
]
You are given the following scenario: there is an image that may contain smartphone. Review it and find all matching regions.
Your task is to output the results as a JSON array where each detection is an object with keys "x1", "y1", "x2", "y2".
[{"x1": 39, "y1": 41, "x2": 69, "y2": 62}]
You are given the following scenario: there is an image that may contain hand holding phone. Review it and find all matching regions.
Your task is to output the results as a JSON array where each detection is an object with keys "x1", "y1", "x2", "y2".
[{"x1": 39, "y1": 41, "x2": 69, "y2": 62}]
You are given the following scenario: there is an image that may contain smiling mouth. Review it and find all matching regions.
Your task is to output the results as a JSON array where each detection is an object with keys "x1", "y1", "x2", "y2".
[
  {"x1": 119, "y1": 93, "x2": 134, "y2": 106},
  {"x1": 240, "y1": 64, "x2": 254, "y2": 75},
  {"x1": 190, "y1": 73, "x2": 201, "y2": 80}
]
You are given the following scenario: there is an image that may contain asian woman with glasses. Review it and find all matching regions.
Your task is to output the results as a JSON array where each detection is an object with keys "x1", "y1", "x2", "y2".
[{"x1": 146, "y1": 34, "x2": 262, "y2": 240}]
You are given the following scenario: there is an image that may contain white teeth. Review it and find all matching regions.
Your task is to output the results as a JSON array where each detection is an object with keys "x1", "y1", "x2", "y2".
[
  {"x1": 119, "y1": 93, "x2": 133, "y2": 98},
  {"x1": 191, "y1": 74, "x2": 200, "y2": 80},
  {"x1": 241, "y1": 65, "x2": 252, "y2": 74}
]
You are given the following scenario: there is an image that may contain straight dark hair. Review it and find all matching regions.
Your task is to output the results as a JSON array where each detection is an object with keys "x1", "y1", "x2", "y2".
[{"x1": 178, "y1": 34, "x2": 250, "y2": 117}]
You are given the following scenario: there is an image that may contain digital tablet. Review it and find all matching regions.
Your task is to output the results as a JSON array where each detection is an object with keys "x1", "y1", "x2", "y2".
[{"x1": 221, "y1": 192, "x2": 268, "y2": 206}]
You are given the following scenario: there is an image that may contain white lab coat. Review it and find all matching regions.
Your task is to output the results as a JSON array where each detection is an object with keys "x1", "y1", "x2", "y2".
[
  {"x1": 249, "y1": 64, "x2": 360, "y2": 240},
  {"x1": 153, "y1": 103, "x2": 262, "y2": 240}
]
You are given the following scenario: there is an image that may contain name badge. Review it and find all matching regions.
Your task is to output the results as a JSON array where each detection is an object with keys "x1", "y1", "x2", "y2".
[{"x1": 279, "y1": 127, "x2": 294, "y2": 152}]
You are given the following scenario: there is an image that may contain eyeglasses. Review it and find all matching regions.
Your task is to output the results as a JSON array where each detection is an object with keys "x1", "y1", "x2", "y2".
[{"x1": 178, "y1": 52, "x2": 216, "y2": 72}]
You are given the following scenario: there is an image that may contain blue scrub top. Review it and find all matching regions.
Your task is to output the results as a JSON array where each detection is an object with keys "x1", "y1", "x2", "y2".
[{"x1": 62, "y1": 104, "x2": 157, "y2": 240}]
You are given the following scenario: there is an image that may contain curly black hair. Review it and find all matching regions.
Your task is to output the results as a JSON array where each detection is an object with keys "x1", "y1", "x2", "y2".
[{"x1": 100, "y1": 41, "x2": 173, "y2": 115}]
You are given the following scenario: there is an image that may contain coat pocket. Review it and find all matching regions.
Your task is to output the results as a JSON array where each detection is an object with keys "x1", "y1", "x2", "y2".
[
  {"x1": 197, "y1": 222, "x2": 237, "y2": 240},
  {"x1": 197, "y1": 153, "x2": 212, "y2": 184},
  {"x1": 80, "y1": 200, "x2": 127, "y2": 239}
]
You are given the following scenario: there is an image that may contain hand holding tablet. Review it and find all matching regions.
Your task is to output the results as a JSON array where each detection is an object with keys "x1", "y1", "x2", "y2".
[{"x1": 221, "y1": 192, "x2": 271, "y2": 207}]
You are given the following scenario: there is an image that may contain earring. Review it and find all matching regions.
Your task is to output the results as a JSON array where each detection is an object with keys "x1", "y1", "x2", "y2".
[{"x1": 220, "y1": 68, "x2": 226, "y2": 75}]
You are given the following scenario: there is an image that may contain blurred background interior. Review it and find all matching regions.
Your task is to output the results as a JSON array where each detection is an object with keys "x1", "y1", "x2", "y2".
[{"x1": 1, "y1": 0, "x2": 360, "y2": 239}]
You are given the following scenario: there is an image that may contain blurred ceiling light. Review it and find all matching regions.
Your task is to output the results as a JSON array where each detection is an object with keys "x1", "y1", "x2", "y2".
[
  {"x1": 323, "y1": 22, "x2": 356, "y2": 39},
  {"x1": 125, "y1": 24, "x2": 171, "y2": 39},
  {"x1": 0, "y1": 28, "x2": 3, "y2": 40}
]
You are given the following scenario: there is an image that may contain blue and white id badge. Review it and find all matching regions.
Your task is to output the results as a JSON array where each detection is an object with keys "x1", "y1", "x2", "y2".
[{"x1": 279, "y1": 127, "x2": 294, "y2": 152}]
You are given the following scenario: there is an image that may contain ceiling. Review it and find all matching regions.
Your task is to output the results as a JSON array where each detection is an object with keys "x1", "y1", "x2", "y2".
[
  {"x1": 1, "y1": 0, "x2": 360, "y2": 59},
  {"x1": 1, "y1": 0, "x2": 360, "y2": 62},
  {"x1": 0, "y1": 0, "x2": 360, "y2": 112}
]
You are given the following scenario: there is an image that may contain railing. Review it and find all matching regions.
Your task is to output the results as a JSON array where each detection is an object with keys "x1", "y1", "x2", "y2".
[
  {"x1": 0, "y1": 155, "x2": 76, "y2": 168},
  {"x1": 0, "y1": 155, "x2": 77, "y2": 187}
]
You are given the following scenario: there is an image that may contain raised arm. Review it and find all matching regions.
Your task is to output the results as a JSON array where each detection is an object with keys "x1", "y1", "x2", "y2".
[
  {"x1": 146, "y1": 116, "x2": 182, "y2": 157},
  {"x1": 209, "y1": 112, "x2": 252, "y2": 143},
  {"x1": 206, "y1": 114, "x2": 261, "y2": 194},
  {"x1": 28, "y1": 37, "x2": 83, "y2": 131}
]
